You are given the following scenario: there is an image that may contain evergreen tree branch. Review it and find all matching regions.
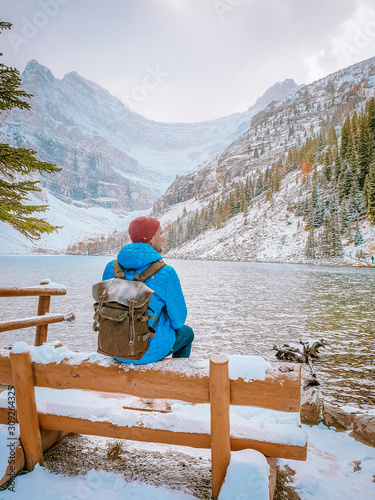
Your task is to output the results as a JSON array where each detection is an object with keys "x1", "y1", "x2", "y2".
[{"x1": 0, "y1": 21, "x2": 63, "y2": 240}]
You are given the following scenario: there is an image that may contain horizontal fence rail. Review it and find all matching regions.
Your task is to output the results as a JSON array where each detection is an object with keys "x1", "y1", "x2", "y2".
[
  {"x1": 0, "y1": 287, "x2": 67, "y2": 297},
  {"x1": 0, "y1": 280, "x2": 67, "y2": 346},
  {"x1": 0, "y1": 350, "x2": 301, "y2": 411},
  {"x1": 0, "y1": 314, "x2": 65, "y2": 333},
  {"x1": 0, "y1": 408, "x2": 306, "y2": 461}
]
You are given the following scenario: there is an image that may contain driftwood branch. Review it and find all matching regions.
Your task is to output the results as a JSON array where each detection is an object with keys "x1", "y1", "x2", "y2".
[{"x1": 272, "y1": 339, "x2": 326, "y2": 380}]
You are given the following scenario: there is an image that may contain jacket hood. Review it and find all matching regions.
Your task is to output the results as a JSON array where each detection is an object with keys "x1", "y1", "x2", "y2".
[{"x1": 117, "y1": 242, "x2": 162, "y2": 270}]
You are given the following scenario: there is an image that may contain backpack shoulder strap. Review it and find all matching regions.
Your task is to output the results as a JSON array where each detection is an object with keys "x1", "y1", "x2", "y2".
[
  {"x1": 114, "y1": 259, "x2": 166, "y2": 282},
  {"x1": 113, "y1": 259, "x2": 125, "y2": 279},
  {"x1": 136, "y1": 260, "x2": 166, "y2": 282}
]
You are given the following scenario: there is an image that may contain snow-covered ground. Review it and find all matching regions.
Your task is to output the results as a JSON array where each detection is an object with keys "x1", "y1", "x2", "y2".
[
  {"x1": 162, "y1": 170, "x2": 375, "y2": 267},
  {"x1": 0, "y1": 421, "x2": 374, "y2": 499},
  {"x1": 0, "y1": 191, "x2": 148, "y2": 254}
]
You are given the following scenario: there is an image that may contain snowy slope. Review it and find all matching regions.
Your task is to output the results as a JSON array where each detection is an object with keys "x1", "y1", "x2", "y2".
[
  {"x1": 0, "y1": 192, "x2": 147, "y2": 254},
  {"x1": 158, "y1": 56, "x2": 375, "y2": 265},
  {"x1": 162, "y1": 170, "x2": 375, "y2": 265},
  {"x1": 155, "y1": 55, "x2": 375, "y2": 217}
]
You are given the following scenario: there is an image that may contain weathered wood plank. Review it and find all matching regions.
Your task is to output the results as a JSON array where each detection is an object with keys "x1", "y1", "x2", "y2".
[
  {"x1": 0, "y1": 406, "x2": 307, "y2": 461},
  {"x1": 0, "y1": 351, "x2": 302, "y2": 412},
  {"x1": 31, "y1": 359, "x2": 301, "y2": 411},
  {"x1": 39, "y1": 413, "x2": 211, "y2": 448},
  {"x1": 231, "y1": 436, "x2": 307, "y2": 461},
  {"x1": 0, "y1": 406, "x2": 16, "y2": 424},
  {"x1": 210, "y1": 355, "x2": 231, "y2": 500},
  {"x1": 37, "y1": 412, "x2": 307, "y2": 460},
  {"x1": 10, "y1": 351, "x2": 43, "y2": 469},
  {"x1": 35, "y1": 295, "x2": 51, "y2": 346},
  {"x1": 230, "y1": 363, "x2": 301, "y2": 412},
  {"x1": 32, "y1": 361, "x2": 211, "y2": 404},
  {"x1": 40, "y1": 429, "x2": 69, "y2": 453},
  {"x1": 0, "y1": 314, "x2": 65, "y2": 333},
  {"x1": 0, "y1": 287, "x2": 66, "y2": 297}
]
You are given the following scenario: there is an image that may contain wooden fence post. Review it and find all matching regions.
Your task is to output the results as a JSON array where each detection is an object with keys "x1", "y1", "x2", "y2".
[
  {"x1": 210, "y1": 354, "x2": 231, "y2": 500},
  {"x1": 35, "y1": 279, "x2": 51, "y2": 346},
  {"x1": 10, "y1": 349, "x2": 43, "y2": 470}
]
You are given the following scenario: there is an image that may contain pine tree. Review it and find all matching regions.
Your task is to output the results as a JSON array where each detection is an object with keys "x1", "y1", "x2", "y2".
[
  {"x1": 207, "y1": 200, "x2": 215, "y2": 228},
  {"x1": 353, "y1": 217, "x2": 364, "y2": 246},
  {"x1": 177, "y1": 220, "x2": 184, "y2": 245},
  {"x1": 368, "y1": 161, "x2": 375, "y2": 223},
  {"x1": 337, "y1": 163, "x2": 354, "y2": 201},
  {"x1": 318, "y1": 127, "x2": 326, "y2": 151},
  {"x1": 338, "y1": 202, "x2": 349, "y2": 233},
  {"x1": 366, "y1": 97, "x2": 375, "y2": 150},
  {"x1": 272, "y1": 163, "x2": 280, "y2": 192},
  {"x1": 255, "y1": 173, "x2": 263, "y2": 197},
  {"x1": 323, "y1": 147, "x2": 332, "y2": 178},
  {"x1": 318, "y1": 214, "x2": 332, "y2": 259},
  {"x1": 306, "y1": 186, "x2": 324, "y2": 228},
  {"x1": 318, "y1": 209, "x2": 343, "y2": 258},
  {"x1": 351, "y1": 111, "x2": 359, "y2": 150},
  {"x1": 240, "y1": 192, "x2": 248, "y2": 215},
  {"x1": 340, "y1": 116, "x2": 351, "y2": 160},
  {"x1": 357, "y1": 114, "x2": 371, "y2": 189},
  {"x1": 346, "y1": 180, "x2": 361, "y2": 221},
  {"x1": 331, "y1": 210, "x2": 344, "y2": 256},
  {"x1": 215, "y1": 201, "x2": 222, "y2": 228},
  {"x1": 186, "y1": 216, "x2": 193, "y2": 240},
  {"x1": 327, "y1": 124, "x2": 338, "y2": 148},
  {"x1": 305, "y1": 229, "x2": 316, "y2": 259},
  {"x1": 0, "y1": 22, "x2": 62, "y2": 240}
]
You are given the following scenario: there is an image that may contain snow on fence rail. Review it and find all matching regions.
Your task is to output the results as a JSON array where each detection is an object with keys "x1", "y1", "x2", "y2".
[
  {"x1": 0, "y1": 344, "x2": 307, "y2": 499},
  {"x1": 0, "y1": 279, "x2": 67, "y2": 345}
]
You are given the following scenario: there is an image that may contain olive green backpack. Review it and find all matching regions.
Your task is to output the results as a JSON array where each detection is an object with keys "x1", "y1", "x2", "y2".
[{"x1": 92, "y1": 259, "x2": 166, "y2": 360}]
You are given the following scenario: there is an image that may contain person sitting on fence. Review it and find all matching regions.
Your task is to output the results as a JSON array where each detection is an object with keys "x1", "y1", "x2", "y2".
[{"x1": 101, "y1": 216, "x2": 194, "y2": 364}]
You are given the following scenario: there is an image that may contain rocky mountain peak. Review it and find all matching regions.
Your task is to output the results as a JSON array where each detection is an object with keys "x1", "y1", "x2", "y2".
[
  {"x1": 2, "y1": 60, "x2": 304, "y2": 217},
  {"x1": 251, "y1": 78, "x2": 302, "y2": 110},
  {"x1": 22, "y1": 59, "x2": 55, "y2": 85}
]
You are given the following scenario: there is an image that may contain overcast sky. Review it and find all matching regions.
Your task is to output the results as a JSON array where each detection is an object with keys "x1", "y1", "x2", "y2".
[{"x1": 1, "y1": 0, "x2": 375, "y2": 123}]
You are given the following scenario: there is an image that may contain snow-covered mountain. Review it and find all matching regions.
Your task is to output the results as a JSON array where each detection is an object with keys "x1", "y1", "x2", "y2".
[
  {"x1": 0, "y1": 61, "x2": 301, "y2": 252},
  {"x1": 154, "y1": 57, "x2": 375, "y2": 264},
  {"x1": 0, "y1": 60, "x2": 301, "y2": 211}
]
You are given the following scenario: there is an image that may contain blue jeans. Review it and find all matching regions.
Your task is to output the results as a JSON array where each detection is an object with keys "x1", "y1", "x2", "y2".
[{"x1": 167, "y1": 325, "x2": 194, "y2": 358}]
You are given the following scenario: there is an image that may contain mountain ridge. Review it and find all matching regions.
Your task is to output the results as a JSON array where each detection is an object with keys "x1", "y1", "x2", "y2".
[
  {"x1": 0, "y1": 61, "x2": 301, "y2": 252},
  {"x1": 153, "y1": 56, "x2": 375, "y2": 265},
  {"x1": 0, "y1": 60, "x2": 301, "y2": 213}
]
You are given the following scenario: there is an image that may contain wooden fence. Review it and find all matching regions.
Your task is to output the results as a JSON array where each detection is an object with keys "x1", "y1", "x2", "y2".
[
  {"x1": 0, "y1": 347, "x2": 307, "y2": 499},
  {"x1": 0, "y1": 280, "x2": 67, "y2": 345}
]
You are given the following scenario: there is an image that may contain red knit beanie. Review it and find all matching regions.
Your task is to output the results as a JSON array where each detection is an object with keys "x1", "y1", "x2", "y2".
[{"x1": 128, "y1": 216, "x2": 160, "y2": 243}]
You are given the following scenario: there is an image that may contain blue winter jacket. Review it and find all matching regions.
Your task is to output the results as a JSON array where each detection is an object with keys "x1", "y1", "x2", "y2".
[{"x1": 102, "y1": 243, "x2": 187, "y2": 364}]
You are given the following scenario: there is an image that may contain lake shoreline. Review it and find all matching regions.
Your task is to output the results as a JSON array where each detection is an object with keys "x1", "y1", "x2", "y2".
[{"x1": 1, "y1": 252, "x2": 374, "y2": 269}]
